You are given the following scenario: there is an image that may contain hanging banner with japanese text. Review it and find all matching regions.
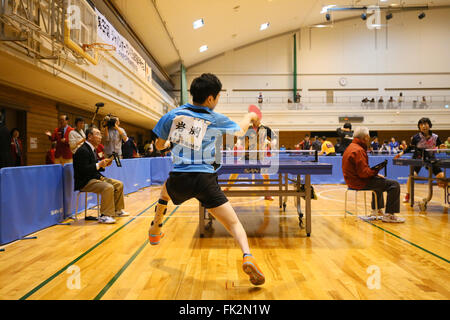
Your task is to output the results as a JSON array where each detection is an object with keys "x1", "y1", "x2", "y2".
[{"x1": 95, "y1": 9, "x2": 148, "y2": 81}]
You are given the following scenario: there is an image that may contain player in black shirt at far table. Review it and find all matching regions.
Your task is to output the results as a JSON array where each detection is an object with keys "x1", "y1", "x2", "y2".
[
  {"x1": 394, "y1": 117, "x2": 446, "y2": 203},
  {"x1": 299, "y1": 134, "x2": 312, "y2": 150},
  {"x1": 336, "y1": 122, "x2": 353, "y2": 154}
]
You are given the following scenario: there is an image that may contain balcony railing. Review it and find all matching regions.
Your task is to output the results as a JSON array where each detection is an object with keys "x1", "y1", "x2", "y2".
[
  {"x1": 173, "y1": 94, "x2": 449, "y2": 111},
  {"x1": 216, "y1": 95, "x2": 449, "y2": 105}
]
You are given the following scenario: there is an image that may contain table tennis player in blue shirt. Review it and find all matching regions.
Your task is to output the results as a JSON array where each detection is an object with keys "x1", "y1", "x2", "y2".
[{"x1": 149, "y1": 73, "x2": 265, "y2": 286}]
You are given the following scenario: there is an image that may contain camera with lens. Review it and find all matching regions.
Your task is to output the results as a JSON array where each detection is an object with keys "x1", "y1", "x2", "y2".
[{"x1": 102, "y1": 114, "x2": 118, "y2": 128}]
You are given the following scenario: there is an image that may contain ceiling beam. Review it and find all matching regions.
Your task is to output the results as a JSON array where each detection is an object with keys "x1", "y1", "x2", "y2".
[{"x1": 150, "y1": 0, "x2": 183, "y2": 64}]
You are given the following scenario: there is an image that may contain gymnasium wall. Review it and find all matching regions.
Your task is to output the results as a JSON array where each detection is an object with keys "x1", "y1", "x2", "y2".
[
  {"x1": 0, "y1": 83, "x2": 152, "y2": 165},
  {"x1": 0, "y1": 83, "x2": 57, "y2": 166},
  {"x1": 173, "y1": 8, "x2": 450, "y2": 101}
]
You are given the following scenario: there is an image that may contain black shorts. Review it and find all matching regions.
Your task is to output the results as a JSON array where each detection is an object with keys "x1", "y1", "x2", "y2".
[
  {"x1": 165, "y1": 172, "x2": 228, "y2": 209},
  {"x1": 413, "y1": 165, "x2": 442, "y2": 176}
]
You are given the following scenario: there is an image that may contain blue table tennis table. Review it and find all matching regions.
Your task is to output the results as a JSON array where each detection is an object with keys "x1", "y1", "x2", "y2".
[{"x1": 198, "y1": 159, "x2": 333, "y2": 237}]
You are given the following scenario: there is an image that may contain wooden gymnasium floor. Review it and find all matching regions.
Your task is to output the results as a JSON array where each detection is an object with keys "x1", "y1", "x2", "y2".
[{"x1": 0, "y1": 184, "x2": 448, "y2": 300}]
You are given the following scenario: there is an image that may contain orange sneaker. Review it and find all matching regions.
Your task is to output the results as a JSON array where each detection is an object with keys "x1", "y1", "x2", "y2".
[
  {"x1": 148, "y1": 232, "x2": 164, "y2": 245},
  {"x1": 242, "y1": 255, "x2": 265, "y2": 286}
]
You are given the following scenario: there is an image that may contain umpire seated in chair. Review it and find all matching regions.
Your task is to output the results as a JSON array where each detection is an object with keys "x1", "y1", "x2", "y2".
[
  {"x1": 342, "y1": 126, "x2": 404, "y2": 223},
  {"x1": 73, "y1": 126, "x2": 129, "y2": 224}
]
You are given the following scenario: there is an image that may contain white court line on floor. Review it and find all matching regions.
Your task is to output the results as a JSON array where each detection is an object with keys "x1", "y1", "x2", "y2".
[
  {"x1": 315, "y1": 186, "x2": 445, "y2": 206},
  {"x1": 134, "y1": 213, "x2": 440, "y2": 218}
]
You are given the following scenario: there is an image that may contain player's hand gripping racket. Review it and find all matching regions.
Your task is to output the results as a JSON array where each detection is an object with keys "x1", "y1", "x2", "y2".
[{"x1": 248, "y1": 104, "x2": 262, "y2": 121}]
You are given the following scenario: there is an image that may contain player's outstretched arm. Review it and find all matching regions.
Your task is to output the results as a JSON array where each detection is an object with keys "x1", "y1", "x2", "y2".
[
  {"x1": 394, "y1": 151, "x2": 403, "y2": 159},
  {"x1": 235, "y1": 112, "x2": 258, "y2": 137}
]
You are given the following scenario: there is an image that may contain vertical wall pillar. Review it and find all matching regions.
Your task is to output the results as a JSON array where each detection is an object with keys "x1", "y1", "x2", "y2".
[
  {"x1": 293, "y1": 33, "x2": 297, "y2": 101},
  {"x1": 180, "y1": 64, "x2": 188, "y2": 106}
]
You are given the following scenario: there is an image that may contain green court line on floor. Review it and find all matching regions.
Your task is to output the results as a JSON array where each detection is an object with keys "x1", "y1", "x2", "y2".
[
  {"x1": 19, "y1": 201, "x2": 158, "y2": 300},
  {"x1": 346, "y1": 210, "x2": 450, "y2": 264},
  {"x1": 94, "y1": 205, "x2": 180, "y2": 300}
]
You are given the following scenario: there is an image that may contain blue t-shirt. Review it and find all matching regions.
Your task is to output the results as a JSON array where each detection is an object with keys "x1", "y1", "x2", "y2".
[
  {"x1": 389, "y1": 141, "x2": 399, "y2": 151},
  {"x1": 152, "y1": 104, "x2": 241, "y2": 173}
]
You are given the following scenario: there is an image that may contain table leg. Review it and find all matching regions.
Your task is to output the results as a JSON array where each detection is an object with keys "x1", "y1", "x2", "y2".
[
  {"x1": 410, "y1": 165, "x2": 415, "y2": 207},
  {"x1": 199, "y1": 202, "x2": 205, "y2": 237},
  {"x1": 445, "y1": 179, "x2": 449, "y2": 209},
  {"x1": 296, "y1": 174, "x2": 303, "y2": 229},
  {"x1": 305, "y1": 174, "x2": 311, "y2": 237},
  {"x1": 296, "y1": 196, "x2": 302, "y2": 228},
  {"x1": 284, "y1": 173, "x2": 288, "y2": 210},
  {"x1": 444, "y1": 171, "x2": 449, "y2": 209},
  {"x1": 279, "y1": 174, "x2": 283, "y2": 209},
  {"x1": 424, "y1": 168, "x2": 434, "y2": 210},
  {"x1": 427, "y1": 167, "x2": 433, "y2": 202}
]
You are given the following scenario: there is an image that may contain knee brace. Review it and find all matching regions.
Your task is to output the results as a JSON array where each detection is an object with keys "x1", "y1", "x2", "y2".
[{"x1": 150, "y1": 199, "x2": 168, "y2": 232}]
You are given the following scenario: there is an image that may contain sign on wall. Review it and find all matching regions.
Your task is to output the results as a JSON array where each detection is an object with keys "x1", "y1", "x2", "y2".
[
  {"x1": 30, "y1": 137, "x2": 38, "y2": 150},
  {"x1": 95, "y1": 9, "x2": 148, "y2": 81}
]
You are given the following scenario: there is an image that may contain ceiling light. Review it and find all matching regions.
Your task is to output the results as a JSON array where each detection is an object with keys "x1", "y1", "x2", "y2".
[
  {"x1": 193, "y1": 18, "x2": 204, "y2": 29},
  {"x1": 260, "y1": 22, "x2": 270, "y2": 31},
  {"x1": 320, "y1": 5, "x2": 336, "y2": 14},
  {"x1": 311, "y1": 24, "x2": 333, "y2": 28},
  {"x1": 386, "y1": 13, "x2": 393, "y2": 20},
  {"x1": 418, "y1": 12, "x2": 426, "y2": 19},
  {"x1": 199, "y1": 45, "x2": 208, "y2": 52}
]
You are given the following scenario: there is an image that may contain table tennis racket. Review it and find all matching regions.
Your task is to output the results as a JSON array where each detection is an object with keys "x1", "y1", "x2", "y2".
[{"x1": 248, "y1": 104, "x2": 262, "y2": 120}]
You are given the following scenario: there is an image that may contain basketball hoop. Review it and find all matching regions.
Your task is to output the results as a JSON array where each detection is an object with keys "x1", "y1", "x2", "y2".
[{"x1": 82, "y1": 43, "x2": 116, "y2": 52}]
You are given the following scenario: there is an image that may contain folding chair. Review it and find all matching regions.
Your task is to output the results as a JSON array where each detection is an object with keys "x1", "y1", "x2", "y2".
[
  {"x1": 344, "y1": 188, "x2": 378, "y2": 218},
  {"x1": 73, "y1": 191, "x2": 100, "y2": 221}
]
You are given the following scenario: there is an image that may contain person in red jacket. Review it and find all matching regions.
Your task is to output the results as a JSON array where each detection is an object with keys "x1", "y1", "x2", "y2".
[
  {"x1": 46, "y1": 141, "x2": 56, "y2": 164},
  {"x1": 45, "y1": 115, "x2": 74, "y2": 164},
  {"x1": 342, "y1": 127, "x2": 404, "y2": 223},
  {"x1": 96, "y1": 143, "x2": 105, "y2": 161}
]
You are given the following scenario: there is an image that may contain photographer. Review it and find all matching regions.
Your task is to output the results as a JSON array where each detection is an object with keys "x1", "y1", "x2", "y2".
[{"x1": 101, "y1": 115, "x2": 128, "y2": 158}]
